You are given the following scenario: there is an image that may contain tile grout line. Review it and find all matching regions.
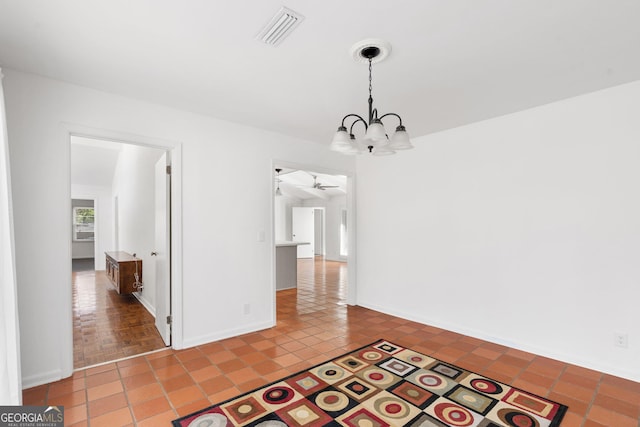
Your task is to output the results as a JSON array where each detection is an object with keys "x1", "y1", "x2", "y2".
[
  {"x1": 544, "y1": 362, "x2": 570, "y2": 424},
  {"x1": 175, "y1": 349, "x2": 214, "y2": 416},
  {"x1": 115, "y1": 360, "x2": 136, "y2": 427},
  {"x1": 85, "y1": 374, "x2": 91, "y2": 427},
  {"x1": 579, "y1": 377, "x2": 602, "y2": 427},
  {"x1": 147, "y1": 352, "x2": 181, "y2": 424}
]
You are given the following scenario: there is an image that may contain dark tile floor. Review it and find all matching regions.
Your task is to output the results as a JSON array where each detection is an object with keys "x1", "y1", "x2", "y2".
[
  {"x1": 24, "y1": 257, "x2": 640, "y2": 426},
  {"x1": 72, "y1": 258, "x2": 96, "y2": 273}
]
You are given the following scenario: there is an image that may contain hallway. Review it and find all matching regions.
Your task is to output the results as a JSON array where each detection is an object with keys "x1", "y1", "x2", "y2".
[
  {"x1": 73, "y1": 266, "x2": 166, "y2": 368},
  {"x1": 22, "y1": 258, "x2": 640, "y2": 426}
]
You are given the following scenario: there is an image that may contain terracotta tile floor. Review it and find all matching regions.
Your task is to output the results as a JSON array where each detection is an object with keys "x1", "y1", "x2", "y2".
[
  {"x1": 24, "y1": 257, "x2": 640, "y2": 426},
  {"x1": 73, "y1": 265, "x2": 167, "y2": 368}
]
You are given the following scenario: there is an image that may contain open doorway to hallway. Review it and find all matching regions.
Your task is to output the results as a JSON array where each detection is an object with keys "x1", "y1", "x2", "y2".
[
  {"x1": 71, "y1": 264, "x2": 166, "y2": 367},
  {"x1": 70, "y1": 136, "x2": 171, "y2": 368},
  {"x1": 273, "y1": 166, "x2": 349, "y2": 310}
]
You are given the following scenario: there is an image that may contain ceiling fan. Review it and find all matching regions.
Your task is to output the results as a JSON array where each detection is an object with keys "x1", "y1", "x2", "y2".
[{"x1": 310, "y1": 175, "x2": 339, "y2": 191}]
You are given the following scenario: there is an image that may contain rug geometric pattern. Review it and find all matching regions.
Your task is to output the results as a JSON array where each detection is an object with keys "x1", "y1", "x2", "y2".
[{"x1": 172, "y1": 339, "x2": 568, "y2": 427}]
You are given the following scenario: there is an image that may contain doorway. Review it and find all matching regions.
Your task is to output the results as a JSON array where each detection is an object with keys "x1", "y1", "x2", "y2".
[
  {"x1": 70, "y1": 135, "x2": 172, "y2": 368},
  {"x1": 290, "y1": 207, "x2": 326, "y2": 259},
  {"x1": 273, "y1": 164, "x2": 351, "y2": 312}
]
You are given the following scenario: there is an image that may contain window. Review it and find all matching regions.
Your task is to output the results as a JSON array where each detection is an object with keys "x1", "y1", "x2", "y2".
[{"x1": 73, "y1": 206, "x2": 95, "y2": 241}]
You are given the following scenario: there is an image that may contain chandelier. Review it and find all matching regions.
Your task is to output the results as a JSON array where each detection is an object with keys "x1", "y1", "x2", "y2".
[{"x1": 330, "y1": 39, "x2": 413, "y2": 156}]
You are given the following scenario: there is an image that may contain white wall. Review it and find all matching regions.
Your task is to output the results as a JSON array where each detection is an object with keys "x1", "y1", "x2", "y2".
[
  {"x1": 112, "y1": 144, "x2": 164, "y2": 313},
  {"x1": 71, "y1": 185, "x2": 114, "y2": 270},
  {"x1": 303, "y1": 195, "x2": 347, "y2": 261},
  {"x1": 71, "y1": 242, "x2": 93, "y2": 259},
  {"x1": 4, "y1": 68, "x2": 354, "y2": 387},
  {"x1": 356, "y1": 80, "x2": 640, "y2": 382}
]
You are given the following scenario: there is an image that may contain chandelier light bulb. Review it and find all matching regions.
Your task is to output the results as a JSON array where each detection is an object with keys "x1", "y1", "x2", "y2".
[
  {"x1": 363, "y1": 120, "x2": 388, "y2": 144},
  {"x1": 388, "y1": 125, "x2": 413, "y2": 150},
  {"x1": 330, "y1": 127, "x2": 353, "y2": 152}
]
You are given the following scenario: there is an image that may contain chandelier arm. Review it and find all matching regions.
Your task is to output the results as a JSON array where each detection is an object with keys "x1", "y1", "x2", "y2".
[
  {"x1": 378, "y1": 112, "x2": 404, "y2": 127},
  {"x1": 349, "y1": 117, "x2": 368, "y2": 135},
  {"x1": 340, "y1": 113, "x2": 368, "y2": 130}
]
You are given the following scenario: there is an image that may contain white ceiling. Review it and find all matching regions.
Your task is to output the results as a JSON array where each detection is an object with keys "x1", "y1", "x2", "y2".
[
  {"x1": 70, "y1": 136, "x2": 122, "y2": 187},
  {"x1": 276, "y1": 169, "x2": 346, "y2": 200},
  {"x1": 1, "y1": 1, "x2": 639, "y2": 145}
]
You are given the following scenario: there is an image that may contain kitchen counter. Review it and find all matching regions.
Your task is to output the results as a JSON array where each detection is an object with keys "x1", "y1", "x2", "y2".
[
  {"x1": 276, "y1": 241, "x2": 309, "y2": 290},
  {"x1": 276, "y1": 241, "x2": 310, "y2": 247}
]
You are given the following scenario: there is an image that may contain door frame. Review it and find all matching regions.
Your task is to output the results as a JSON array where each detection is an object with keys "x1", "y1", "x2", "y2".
[
  {"x1": 313, "y1": 207, "x2": 326, "y2": 257},
  {"x1": 153, "y1": 152, "x2": 172, "y2": 346},
  {"x1": 63, "y1": 123, "x2": 184, "y2": 377},
  {"x1": 270, "y1": 160, "x2": 357, "y2": 324}
]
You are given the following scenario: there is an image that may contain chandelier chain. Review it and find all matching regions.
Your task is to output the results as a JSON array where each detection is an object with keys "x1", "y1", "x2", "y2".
[{"x1": 368, "y1": 59, "x2": 373, "y2": 99}]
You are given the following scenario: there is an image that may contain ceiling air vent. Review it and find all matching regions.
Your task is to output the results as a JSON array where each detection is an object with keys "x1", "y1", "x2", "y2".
[{"x1": 257, "y1": 6, "x2": 304, "y2": 46}]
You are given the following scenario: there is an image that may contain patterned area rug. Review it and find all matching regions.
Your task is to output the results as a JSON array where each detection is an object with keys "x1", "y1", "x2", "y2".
[{"x1": 173, "y1": 339, "x2": 568, "y2": 427}]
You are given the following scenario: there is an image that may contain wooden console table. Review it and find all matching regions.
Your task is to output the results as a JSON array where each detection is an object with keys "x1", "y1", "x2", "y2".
[{"x1": 105, "y1": 251, "x2": 142, "y2": 295}]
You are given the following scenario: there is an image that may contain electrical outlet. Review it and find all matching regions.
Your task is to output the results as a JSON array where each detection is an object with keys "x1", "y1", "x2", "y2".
[
  {"x1": 243, "y1": 303, "x2": 251, "y2": 315},
  {"x1": 614, "y1": 332, "x2": 628, "y2": 348}
]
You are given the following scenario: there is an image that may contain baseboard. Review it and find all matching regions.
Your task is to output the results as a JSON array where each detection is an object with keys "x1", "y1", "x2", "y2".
[
  {"x1": 22, "y1": 369, "x2": 63, "y2": 390},
  {"x1": 181, "y1": 320, "x2": 275, "y2": 349},
  {"x1": 358, "y1": 300, "x2": 640, "y2": 383},
  {"x1": 133, "y1": 292, "x2": 156, "y2": 317}
]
